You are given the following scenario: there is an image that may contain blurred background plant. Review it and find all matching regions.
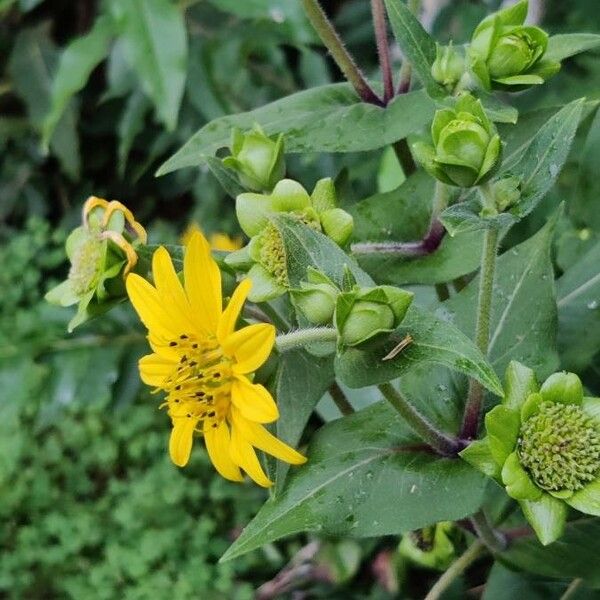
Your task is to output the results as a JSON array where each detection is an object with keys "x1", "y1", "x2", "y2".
[{"x1": 1, "y1": 0, "x2": 600, "y2": 598}]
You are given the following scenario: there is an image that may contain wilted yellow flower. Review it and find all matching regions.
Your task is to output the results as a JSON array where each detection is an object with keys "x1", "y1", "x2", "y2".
[
  {"x1": 181, "y1": 222, "x2": 242, "y2": 252},
  {"x1": 126, "y1": 230, "x2": 305, "y2": 486}
]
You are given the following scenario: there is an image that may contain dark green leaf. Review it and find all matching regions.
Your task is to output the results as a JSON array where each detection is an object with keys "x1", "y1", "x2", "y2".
[
  {"x1": 221, "y1": 401, "x2": 487, "y2": 561},
  {"x1": 157, "y1": 85, "x2": 435, "y2": 175},
  {"x1": 444, "y1": 211, "x2": 559, "y2": 380},
  {"x1": 335, "y1": 305, "x2": 503, "y2": 396},
  {"x1": 110, "y1": 0, "x2": 188, "y2": 131},
  {"x1": 272, "y1": 350, "x2": 334, "y2": 492},
  {"x1": 205, "y1": 156, "x2": 246, "y2": 199},
  {"x1": 42, "y1": 15, "x2": 114, "y2": 149},
  {"x1": 557, "y1": 240, "x2": 600, "y2": 371},
  {"x1": 383, "y1": 0, "x2": 444, "y2": 96},
  {"x1": 117, "y1": 90, "x2": 150, "y2": 177},
  {"x1": 501, "y1": 518, "x2": 600, "y2": 587},
  {"x1": 545, "y1": 33, "x2": 600, "y2": 63}
]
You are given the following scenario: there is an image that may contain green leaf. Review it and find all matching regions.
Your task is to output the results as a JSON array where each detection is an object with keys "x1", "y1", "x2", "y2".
[
  {"x1": 478, "y1": 92, "x2": 519, "y2": 124},
  {"x1": 335, "y1": 305, "x2": 502, "y2": 396},
  {"x1": 504, "y1": 361, "x2": 538, "y2": 411},
  {"x1": 383, "y1": 0, "x2": 444, "y2": 96},
  {"x1": 109, "y1": 0, "x2": 188, "y2": 131},
  {"x1": 502, "y1": 518, "x2": 600, "y2": 582},
  {"x1": 42, "y1": 15, "x2": 114, "y2": 150},
  {"x1": 8, "y1": 25, "x2": 81, "y2": 179},
  {"x1": 444, "y1": 212, "x2": 560, "y2": 379},
  {"x1": 545, "y1": 33, "x2": 600, "y2": 63},
  {"x1": 273, "y1": 214, "x2": 374, "y2": 289},
  {"x1": 557, "y1": 240, "x2": 600, "y2": 371},
  {"x1": 441, "y1": 100, "x2": 585, "y2": 235},
  {"x1": 272, "y1": 350, "x2": 334, "y2": 492},
  {"x1": 205, "y1": 156, "x2": 246, "y2": 199},
  {"x1": 157, "y1": 85, "x2": 435, "y2": 175},
  {"x1": 221, "y1": 401, "x2": 487, "y2": 561},
  {"x1": 117, "y1": 90, "x2": 150, "y2": 177}
]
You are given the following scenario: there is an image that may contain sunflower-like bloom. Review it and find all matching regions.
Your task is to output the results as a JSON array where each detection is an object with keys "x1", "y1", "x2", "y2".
[{"x1": 126, "y1": 230, "x2": 306, "y2": 487}]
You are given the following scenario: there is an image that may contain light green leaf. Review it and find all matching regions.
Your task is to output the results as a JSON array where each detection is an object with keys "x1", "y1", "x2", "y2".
[
  {"x1": 502, "y1": 517, "x2": 600, "y2": 581},
  {"x1": 42, "y1": 15, "x2": 114, "y2": 149},
  {"x1": 221, "y1": 401, "x2": 486, "y2": 561},
  {"x1": 504, "y1": 361, "x2": 538, "y2": 411},
  {"x1": 443, "y1": 212, "x2": 560, "y2": 379},
  {"x1": 545, "y1": 33, "x2": 600, "y2": 63},
  {"x1": 383, "y1": 0, "x2": 444, "y2": 96},
  {"x1": 272, "y1": 350, "x2": 334, "y2": 492},
  {"x1": 485, "y1": 406, "x2": 520, "y2": 466},
  {"x1": 335, "y1": 305, "x2": 502, "y2": 396},
  {"x1": 109, "y1": 0, "x2": 188, "y2": 131},
  {"x1": 157, "y1": 85, "x2": 435, "y2": 175},
  {"x1": 441, "y1": 99, "x2": 585, "y2": 235}
]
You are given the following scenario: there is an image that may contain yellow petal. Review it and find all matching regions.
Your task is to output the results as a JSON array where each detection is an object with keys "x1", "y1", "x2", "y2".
[
  {"x1": 152, "y1": 247, "x2": 197, "y2": 334},
  {"x1": 169, "y1": 417, "x2": 198, "y2": 467},
  {"x1": 231, "y1": 407, "x2": 306, "y2": 465},
  {"x1": 217, "y1": 278, "x2": 252, "y2": 344},
  {"x1": 139, "y1": 353, "x2": 176, "y2": 387},
  {"x1": 229, "y1": 425, "x2": 272, "y2": 487},
  {"x1": 223, "y1": 323, "x2": 275, "y2": 374},
  {"x1": 232, "y1": 376, "x2": 279, "y2": 423},
  {"x1": 184, "y1": 231, "x2": 222, "y2": 333},
  {"x1": 203, "y1": 420, "x2": 243, "y2": 482},
  {"x1": 126, "y1": 273, "x2": 178, "y2": 339}
]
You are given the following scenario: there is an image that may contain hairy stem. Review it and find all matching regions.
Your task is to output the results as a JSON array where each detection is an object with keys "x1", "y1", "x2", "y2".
[
  {"x1": 371, "y1": 0, "x2": 394, "y2": 104},
  {"x1": 460, "y1": 225, "x2": 499, "y2": 439},
  {"x1": 470, "y1": 509, "x2": 507, "y2": 553},
  {"x1": 424, "y1": 540, "x2": 485, "y2": 600},
  {"x1": 378, "y1": 382, "x2": 461, "y2": 456},
  {"x1": 560, "y1": 578, "x2": 583, "y2": 600},
  {"x1": 276, "y1": 327, "x2": 337, "y2": 353},
  {"x1": 329, "y1": 381, "x2": 355, "y2": 416},
  {"x1": 301, "y1": 0, "x2": 383, "y2": 105}
]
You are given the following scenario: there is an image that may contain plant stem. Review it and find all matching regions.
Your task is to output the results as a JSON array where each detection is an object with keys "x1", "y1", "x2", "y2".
[
  {"x1": 393, "y1": 139, "x2": 416, "y2": 177},
  {"x1": 560, "y1": 578, "x2": 583, "y2": 600},
  {"x1": 275, "y1": 327, "x2": 337, "y2": 353},
  {"x1": 470, "y1": 509, "x2": 507, "y2": 553},
  {"x1": 370, "y1": 0, "x2": 394, "y2": 104},
  {"x1": 378, "y1": 382, "x2": 461, "y2": 456},
  {"x1": 301, "y1": 0, "x2": 383, "y2": 106},
  {"x1": 460, "y1": 225, "x2": 499, "y2": 439},
  {"x1": 329, "y1": 381, "x2": 355, "y2": 416},
  {"x1": 424, "y1": 540, "x2": 484, "y2": 600}
]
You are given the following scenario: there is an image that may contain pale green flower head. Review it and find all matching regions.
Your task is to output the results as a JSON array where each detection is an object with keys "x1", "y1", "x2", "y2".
[
  {"x1": 461, "y1": 361, "x2": 600, "y2": 546},
  {"x1": 469, "y1": 0, "x2": 560, "y2": 91},
  {"x1": 223, "y1": 124, "x2": 285, "y2": 192},
  {"x1": 413, "y1": 93, "x2": 501, "y2": 188}
]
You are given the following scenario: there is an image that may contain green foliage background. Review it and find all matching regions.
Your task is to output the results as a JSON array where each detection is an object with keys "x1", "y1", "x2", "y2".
[{"x1": 2, "y1": 0, "x2": 600, "y2": 598}]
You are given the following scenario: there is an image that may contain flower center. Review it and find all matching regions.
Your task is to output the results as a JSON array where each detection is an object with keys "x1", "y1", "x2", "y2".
[
  {"x1": 518, "y1": 401, "x2": 600, "y2": 492},
  {"x1": 260, "y1": 223, "x2": 288, "y2": 286},
  {"x1": 68, "y1": 236, "x2": 104, "y2": 295},
  {"x1": 161, "y1": 334, "x2": 233, "y2": 430}
]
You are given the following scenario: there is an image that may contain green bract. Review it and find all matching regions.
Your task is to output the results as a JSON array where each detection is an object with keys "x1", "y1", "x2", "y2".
[
  {"x1": 431, "y1": 42, "x2": 465, "y2": 92},
  {"x1": 413, "y1": 93, "x2": 501, "y2": 188},
  {"x1": 222, "y1": 124, "x2": 285, "y2": 192},
  {"x1": 335, "y1": 285, "x2": 413, "y2": 347},
  {"x1": 461, "y1": 361, "x2": 600, "y2": 545},
  {"x1": 291, "y1": 268, "x2": 339, "y2": 325},
  {"x1": 469, "y1": 0, "x2": 560, "y2": 91}
]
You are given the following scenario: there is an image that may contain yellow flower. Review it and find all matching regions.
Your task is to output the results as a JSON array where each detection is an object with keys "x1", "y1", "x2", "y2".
[
  {"x1": 126, "y1": 230, "x2": 306, "y2": 487},
  {"x1": 181, "y1": 222, "x2": 243, "y2": 252}
]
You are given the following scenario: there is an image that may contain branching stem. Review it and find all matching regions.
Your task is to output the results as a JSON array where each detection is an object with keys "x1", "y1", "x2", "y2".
[{"x1": 371, "y1": 0, "x2": 394, "y2": 104}]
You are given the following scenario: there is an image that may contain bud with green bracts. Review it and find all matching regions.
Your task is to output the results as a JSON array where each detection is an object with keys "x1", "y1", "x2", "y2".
[
  {"x1": 335, "y1": 286, "x2": 413, "y2": 347},
  {"x1": 412, "y1": 93, "x2": 501, "y2": 188},
  {"x1": 461, "y1": 361, "x2": 600, "y2": 546},
  {"x1": 398, "y1": 523, "x2": 456, "y2": 570},
  {"x1": 222, "y1": 124, "x2": 285, "y2": 192},
  {"x1": 291, "y1": 268, "x2": 339, "y2": 325},
  {"x1": 431, "y1": 42, "x2": 466, "y2": 91},
  {"x1": 469, "y1": 0, "x2": 560, "y2": 91},
  {"x1": 479, "y1": 175, "x2": 522, "y2": 217},
  {"x1": 45, "y1": 197, "x2": 147, "y2": 332}
]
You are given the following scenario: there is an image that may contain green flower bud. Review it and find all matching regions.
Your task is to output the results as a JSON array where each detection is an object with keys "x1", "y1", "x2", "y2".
[
  {"x1": 479, "y1": 176, "x2": 522, "y2": 217},
  {"x1": 236, "y1": 179, "x2": 311, "y2": 237},
  {"x1": 431, "y1": 42, "x2": 465, "y2": 91},
  {"x1": 320, "y1": 208, "x2": 354, "y2": 246},
  {"x1": 469, "y1": 0, "x2": 560, "y2": 91},
  {"x1": 45, "y1": 196, "x2": 147, "y2": 331},
  {"x1": 222, "y1": 124, "x2": 285, "y2": 192},
  {"x1": 335, "y1": 285, "x2": 413, "y2": 347},
  {"x1": 292, "y1": 281, "x2": 339, "y2": 325},
  {"x1": 413, "y1": 93, "x2": 501, "y2": 188},
  {"x1": 398, "y1": 523, "x2": 455, "y2": 570}
]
